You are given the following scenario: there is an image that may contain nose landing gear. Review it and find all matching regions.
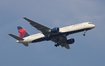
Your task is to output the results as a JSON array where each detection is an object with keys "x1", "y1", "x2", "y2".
[{"x1": 83, "y1": 30, "x2": 87, "y2": 36}]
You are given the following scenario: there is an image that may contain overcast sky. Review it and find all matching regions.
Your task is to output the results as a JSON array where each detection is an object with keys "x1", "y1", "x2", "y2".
[{"x1": 0, "y1": 0, "x2": 105, "y2": 66}]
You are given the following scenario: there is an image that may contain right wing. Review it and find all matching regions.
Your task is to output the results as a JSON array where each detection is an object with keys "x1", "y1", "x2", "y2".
[
  {"x1": 51, "y1": 35, "x2": 70, "y2": 49},
  {"x1": 24, "y1": 17, "x2": 51, "y2": 37}
]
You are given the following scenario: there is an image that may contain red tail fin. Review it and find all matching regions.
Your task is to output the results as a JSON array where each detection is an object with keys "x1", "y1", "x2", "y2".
[{"x1": 17, "y1": 26, "x2": 29, "y2": 38}]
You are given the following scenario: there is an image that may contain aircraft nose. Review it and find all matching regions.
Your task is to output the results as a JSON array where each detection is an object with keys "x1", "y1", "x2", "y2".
[{"x1": 92, "y1": 24, "x2": 95, "y2": 28}]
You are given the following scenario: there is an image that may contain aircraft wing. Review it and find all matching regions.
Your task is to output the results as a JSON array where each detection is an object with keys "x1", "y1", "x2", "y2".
[
  {"x1": 24, "y1": 17, "x2": 50, "y2": 37},
  {"x1": 51, "y1": 35, "x2": 70, "y2": 49}
]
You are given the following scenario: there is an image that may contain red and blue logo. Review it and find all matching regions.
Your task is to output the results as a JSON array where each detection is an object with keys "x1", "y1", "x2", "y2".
[{"x1": 17, "y1": 26, "x2": 29, "y2": 38}]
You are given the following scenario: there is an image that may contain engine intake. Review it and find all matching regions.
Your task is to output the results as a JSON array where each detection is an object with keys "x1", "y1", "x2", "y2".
[
  {"x1": 66, "y1": 38, "x2": 75, "y2": 44},
  {"x1": 49, "y1": 27, "x2": 59, "y2": 33}
]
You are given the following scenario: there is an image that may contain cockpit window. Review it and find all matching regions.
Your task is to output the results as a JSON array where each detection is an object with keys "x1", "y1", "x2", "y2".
[{"x1": 88, "y1": 23, "x2": 92, "y2": 24}]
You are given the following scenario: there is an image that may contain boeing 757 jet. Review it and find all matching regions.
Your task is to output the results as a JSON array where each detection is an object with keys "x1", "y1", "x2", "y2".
[{"x1": 9, "y1": 17, "x2": 95, "y2": 49}]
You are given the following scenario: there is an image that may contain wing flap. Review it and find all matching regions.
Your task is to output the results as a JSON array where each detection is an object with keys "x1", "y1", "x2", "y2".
[{"x1": 61, "y1": 43, "x2": 70, "y2": 49}]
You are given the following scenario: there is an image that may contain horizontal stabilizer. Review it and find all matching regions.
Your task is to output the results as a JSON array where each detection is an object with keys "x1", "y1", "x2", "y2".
[
  {"x1": 22, "y1": 43, "x2": 29, "y2": 46},
  {"x1": 8, "y1": 34, "x2": 24, "y2": 40}
]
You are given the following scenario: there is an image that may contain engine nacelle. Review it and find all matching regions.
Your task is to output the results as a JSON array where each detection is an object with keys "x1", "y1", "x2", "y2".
[
  {"x1": 66, "y1": 38, "x2": 75, "y2": 44},
  {"x1": 49, "y1": 27, "x2": 59, "y2": 33}
]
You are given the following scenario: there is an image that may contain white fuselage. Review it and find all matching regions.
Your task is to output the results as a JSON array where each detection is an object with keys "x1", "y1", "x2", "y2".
[{"x1": 17, "y1": 22, "x2": 95, "y2": 43}]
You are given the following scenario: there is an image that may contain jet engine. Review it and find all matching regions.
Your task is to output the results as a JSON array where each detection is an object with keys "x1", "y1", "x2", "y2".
[
  {"x1": 66, "y1": 38, "x2": 75, "y2": 44},
  {"x1": 49, "y1": 27, "x2": 59, "y2": 33}
]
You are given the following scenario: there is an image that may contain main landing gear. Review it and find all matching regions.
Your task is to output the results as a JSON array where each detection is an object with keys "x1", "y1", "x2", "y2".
[
  {"x1": 83, "y1": 30, "x2": 87, "y2": 36},
  {"x1": 55, "y1": 44, "x2": 59, "y2": 47}
]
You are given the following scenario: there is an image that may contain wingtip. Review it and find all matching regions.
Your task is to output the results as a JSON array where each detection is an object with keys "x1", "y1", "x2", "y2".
[
  {"x1": 23, "y1": 17, "x2": 30, "y2": 21},
  {"x1": 23, "y1": 17, "x2": 27, "y2": 19},
  {"x1": 8, "y1": 34, "x2": 12, "y2": 36}
]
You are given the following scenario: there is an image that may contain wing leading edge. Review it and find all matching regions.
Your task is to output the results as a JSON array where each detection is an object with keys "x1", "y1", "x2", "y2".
[{"x1": 24, "y1": 17, "x2": 50, "y2": 37}]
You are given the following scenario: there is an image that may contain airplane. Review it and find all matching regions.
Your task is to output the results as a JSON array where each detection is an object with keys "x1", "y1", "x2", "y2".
[{"x1": 8, "y1": 17, "x2": 95, "y2": 49}]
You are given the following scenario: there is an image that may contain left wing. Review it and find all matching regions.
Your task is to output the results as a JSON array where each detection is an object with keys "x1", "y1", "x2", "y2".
[
  {"x1": 51, "y1": 35, "x2": 70, "y2": 49},
  {"x1": 24, "y1": 17, "x2": 50, "y2": 37}
]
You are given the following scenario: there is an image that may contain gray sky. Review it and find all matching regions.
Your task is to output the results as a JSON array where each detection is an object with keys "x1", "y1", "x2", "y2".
[{"x1": 0, "y1": 0, "x2": 105, "y2": 66}]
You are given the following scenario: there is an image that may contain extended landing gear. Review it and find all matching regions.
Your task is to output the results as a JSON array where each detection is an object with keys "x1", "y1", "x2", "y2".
[
  {"x1": 54, "y1": 44, "x2": 59, "y2": 47},
  {"x1": 83, "y1": 30, "x2": 87, "y2": 36}
]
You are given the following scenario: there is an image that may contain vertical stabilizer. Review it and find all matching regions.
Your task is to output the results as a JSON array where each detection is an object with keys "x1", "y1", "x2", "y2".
[{"x1": 17, "y1": 26, "x2": 29, "y2": 38}]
